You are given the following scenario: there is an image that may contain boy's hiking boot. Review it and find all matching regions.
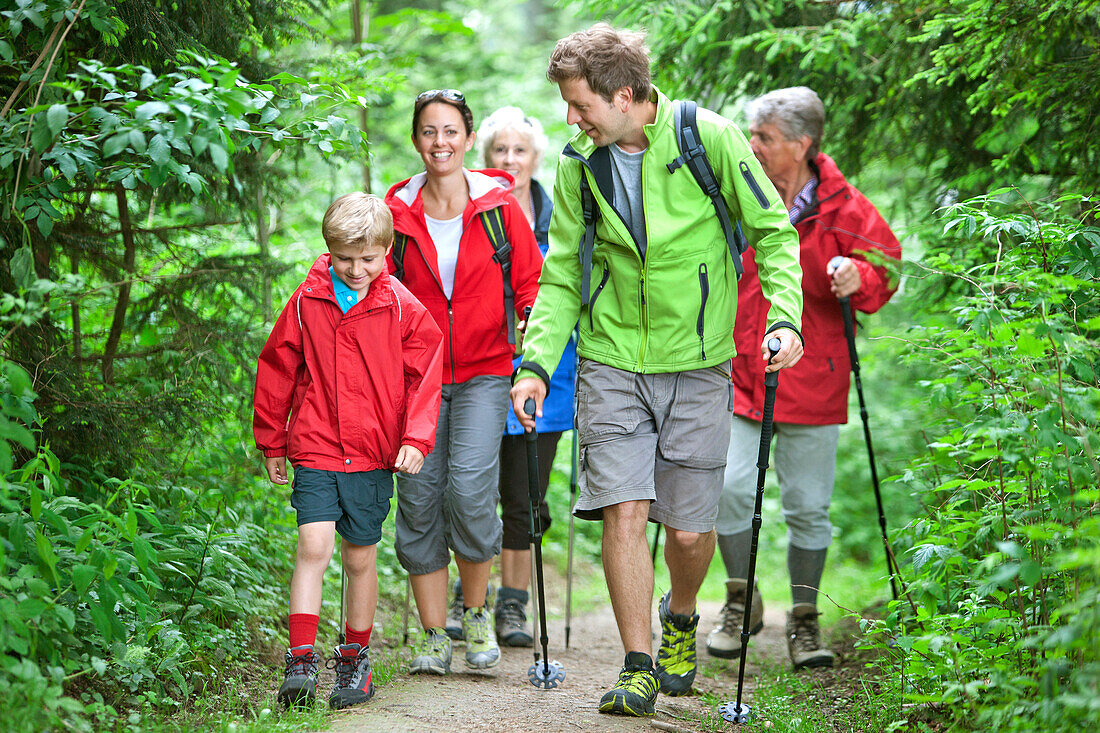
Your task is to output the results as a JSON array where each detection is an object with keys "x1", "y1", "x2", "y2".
[
  {"x1": 277, "y1": 644, "x2": 320, "y2": 708},
  {"x1": 445, "y1": 579, "x2": 465, "y2": 640},
  {"x1": 706, "y1": 577, "x2": 764, "y2": 659},
  {"x1": 495, "y1": 589, "x2": 533, "y2": 647},
  {"x1": 462, "y1": 607, "x2": 501, "y2": 669},
  {"x1": 409, "y1": 627, "x2": 452, "y2": 675},
  {"x1": 655, "y1": 591, "x2": 700, "y2": 696},
  {"x1": 327, "y1": 643, "x2": 373, "y2": 709},
  {"x1": 786, "y1": 603, "x2": 836, "y2": 669},
  {"x1": 599, "y1": 651, "x2": 659, "y2": 716}
]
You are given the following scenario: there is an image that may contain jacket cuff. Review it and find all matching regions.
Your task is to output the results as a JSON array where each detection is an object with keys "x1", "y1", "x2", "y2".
[
  {"x1": 401, "y1": 439, "x2": 432, "y2": 458},
  {"x1": 765, "y1": 321, "x2": 804, "y2": 348},
  {"x1": 513, "y1": 360, "x2": 551, "y2": 388},
  {"x1": 262, "y1": 448, "x2": 286, "y2": 458}
]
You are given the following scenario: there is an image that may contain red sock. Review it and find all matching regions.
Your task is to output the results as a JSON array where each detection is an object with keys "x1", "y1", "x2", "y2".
[
  {"x1": 345, "y1": 624, "x2": 372, "y2": 648},
  {"x1": 288, "y1": 613, "x2": 320, "y2": 651}
]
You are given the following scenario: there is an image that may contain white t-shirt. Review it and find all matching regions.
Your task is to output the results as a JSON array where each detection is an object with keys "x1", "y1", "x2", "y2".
[{"x1": 425, "y1": 213, "x2": 463, "y2": 299}]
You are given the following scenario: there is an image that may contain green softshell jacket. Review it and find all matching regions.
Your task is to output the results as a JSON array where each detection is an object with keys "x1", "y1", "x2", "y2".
[{"x1": 519, "y1": 89, "x2": 803, "y2": 380}]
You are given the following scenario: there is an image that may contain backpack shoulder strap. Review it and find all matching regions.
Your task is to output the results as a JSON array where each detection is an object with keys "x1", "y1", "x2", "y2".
[
  {"x1": 578, "y1": 172, "x2": 598, "y2": 309},
  {"x1": 480, "y1": 206, "x2": 517, "y2": 345},
  {"x1": 392, "y1": 232, "x2": 408, "y2": 281},
  {"x1": 667, "y1": 100, "x2": 748, "y2": 279}
]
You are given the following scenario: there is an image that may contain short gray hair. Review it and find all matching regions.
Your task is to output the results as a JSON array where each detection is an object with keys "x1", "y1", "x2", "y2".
[
  {"x1": 746, "y1": 87, "x2": 825, "y2": 159},
  {"x1": 477, "y1": 106, "x2": 549, "y2": 169}
]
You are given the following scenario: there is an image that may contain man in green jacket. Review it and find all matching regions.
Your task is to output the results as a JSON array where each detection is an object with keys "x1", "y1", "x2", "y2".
[{"x1": 511, "y1": 23, "x2": 804, "y2": 716}]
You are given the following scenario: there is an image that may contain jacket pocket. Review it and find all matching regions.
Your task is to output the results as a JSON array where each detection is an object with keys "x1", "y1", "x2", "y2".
[
  {"x1": 587, "y1": 267, "x2": 610, "y2": 331},
  {"x1": 740, "y1": 160, "x2": 770, "y2": 209},
  {"x1": 696, "y1": 263, "x2": 709, "y2": 361}
]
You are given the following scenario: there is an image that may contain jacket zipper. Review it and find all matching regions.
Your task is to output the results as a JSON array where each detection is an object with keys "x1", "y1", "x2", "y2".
[
  {"x1": 412, "y1": 236, "x2": 458, "y2": 380},
  {"x1": 739, "y1": 161, "x2": 770, "y2": 209},
  {"x1": 588, "y1": 268, "x2": 610, "y2": 331},
  {"x1": 697, "y1": 263, "x2": 709, "y2": 361}
]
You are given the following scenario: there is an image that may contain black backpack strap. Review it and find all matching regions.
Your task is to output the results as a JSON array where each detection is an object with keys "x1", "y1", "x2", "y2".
[
  {"x1": 392, "y1": 232, "x2": 408, "y2": 281},
  {"x1": 667, "y1": 100, "x2": 748, "y2": 280},
  {"x1": 480, "y1": 206, "x2": 516, "y2": 345},
  {"x1": 578, "y1": 173, "x2": 597, "y2": 309}
]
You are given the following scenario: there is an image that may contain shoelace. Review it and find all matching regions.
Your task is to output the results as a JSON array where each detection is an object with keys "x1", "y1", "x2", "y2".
[
  {"x1": 285, "y1": 651, "x2": 321, "y2": 677},
  {"x1": 660, "y1": 624, "x2": 696, "y2": 666},
  {"x1": 417, "y1": 632, "x2": 449, "y2": 657},
  {"x1": 718, "y1": 598, "x2": 746, "y2": 633},
  {"x1": 790, "y1": 615, "x2": 823, "y2": 652},
  {"x1": 618, "y1": 666, "x2": 658, "y2": 695},
  {"x1": 498, "y1": 599, "x2": 526, "y2": 629},
  {"x1": 465, "y1": 610, "x2": 492, "y2": 642},
  {"x1": 326, "y1": 652, "x2": 360, "y2": 688}
]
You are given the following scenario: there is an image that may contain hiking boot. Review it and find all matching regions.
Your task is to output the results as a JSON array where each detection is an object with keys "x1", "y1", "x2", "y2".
[
  {"x1": 408, "y1": 627, "x2": 452, "y2": 675},
  {"x1": 277, "y1": 644, "x2": 320, "y2": 708},
  {"x1": 462, "y1": 607, "x2": 501, "y2": 669},
  {"x1": 445, "y1": 579, "x2": 465, "y2": 640},
  {"x1": 495, "y1": 589, "x2": 533, "y2": 647},
  {"x1": 706, "y1": 577, "x2": 764, "y2": 659},
  {"x1": 327, "y1": 643, "x2": 373, "y2": 709},
  {"x1": 655, "y1": 591, "x2": 700, "y2": 696},
  {"x1": 786, "y1": 603, "x2": 836, "y2": 669},
  {"x1": 599, "y1": 651, "x2": 659, "y2": 716}
]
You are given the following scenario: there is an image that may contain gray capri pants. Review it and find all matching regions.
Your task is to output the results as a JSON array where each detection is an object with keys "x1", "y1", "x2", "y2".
[
  {"x1": 395, "y1": 374, "x2": 509, "y2": 575},
  {"x1": 716, "y1": 415, "x2": 839, "y2": 550}
]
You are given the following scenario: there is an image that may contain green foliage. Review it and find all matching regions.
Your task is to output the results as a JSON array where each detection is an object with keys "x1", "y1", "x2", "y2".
[
  {"x1": 861, "y1": 194, "x2": 1100, "y2": 731},
  {"x1": 0, "y1": 363, "x2": 297, "y2": 732},
  {"x1": 582, "y1": 0, "x2": 1100, "y2": 202}
]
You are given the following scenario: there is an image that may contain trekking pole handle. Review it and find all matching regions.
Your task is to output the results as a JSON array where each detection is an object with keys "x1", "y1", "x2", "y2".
[
  {"x1": 828, "y1": 256, "x2": 851, "y2": 306},
  {"x1": 765, "y1": 337, "x2": 781, "y2": 388},
  {"x1": 524, "y1": 398, "x2": 536, "y2": 417}
]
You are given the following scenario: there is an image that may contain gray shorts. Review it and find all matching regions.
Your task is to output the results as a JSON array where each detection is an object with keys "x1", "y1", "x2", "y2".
[
  {"x1": 574, "y1": 358, "x2": 733, "y2": 533},
  {"x1": 394, "y1": 375, "x2": 509, "y2": 575},
  {"x1": 716, "y1": 416, "x2": 839, "y2": 549},
  {"x1": 291, "y1": 467, "x2": 394, "y2": 546}
]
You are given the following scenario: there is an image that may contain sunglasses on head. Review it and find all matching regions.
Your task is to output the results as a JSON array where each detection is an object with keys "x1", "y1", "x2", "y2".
[{"x1": 416, "y1": 89, "x2": 465, "y2": 104}]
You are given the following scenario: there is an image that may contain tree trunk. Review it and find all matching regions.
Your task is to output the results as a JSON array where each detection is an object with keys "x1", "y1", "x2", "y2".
[
  {"x1": 102, "y1": 184, "x2": 136, "y2": 384},
  {"x1": 256, "y1": 170, "x2": 272, "y2": 323},
  {"x1": 351, "y1": 0, "x2": 371, "y2": 191}
]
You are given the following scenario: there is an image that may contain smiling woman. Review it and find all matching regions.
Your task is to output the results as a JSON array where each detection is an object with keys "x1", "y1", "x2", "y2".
[{"x1": 383, "y1": 91, "x2": 545, "y2": 677}]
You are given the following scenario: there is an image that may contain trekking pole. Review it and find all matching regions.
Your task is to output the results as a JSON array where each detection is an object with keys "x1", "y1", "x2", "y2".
[
  {"x1": 524, "y1": 398, "x2": 566, "y2": 689},
  {"x1": 401, "y1": 574, "x2": 412, "y2": 646},
  {"x1": 720, "y1": 338, "x2": 782, "y2": 725},
  {"x1": 829, "y1": 256, "x2": 899, "y2": 601},
  {"x1": 565, "y1": 428, "x2": 577, "y2": 648},
  {"x1": 339, "y1": 561, "x2": 347, "y2": 644},
  {"x1": 650, "y1": 523, "x2": 662, "y2": 565}
]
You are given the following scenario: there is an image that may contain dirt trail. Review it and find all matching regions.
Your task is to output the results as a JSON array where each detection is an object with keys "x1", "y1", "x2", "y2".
[{"x1": 326, "y1": 573, "x2": 789, "y2": 733}]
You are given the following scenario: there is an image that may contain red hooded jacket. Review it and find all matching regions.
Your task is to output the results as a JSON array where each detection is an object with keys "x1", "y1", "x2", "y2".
[
  {"x1": 733, "y1": 153, "x2": 902, "y2": 425},
  {"x1": 253, "y1": 254, "x2": 444, "y2": 472},
  {"x1": 384, "y1": 169, "x2": 542, "y2": 384}
]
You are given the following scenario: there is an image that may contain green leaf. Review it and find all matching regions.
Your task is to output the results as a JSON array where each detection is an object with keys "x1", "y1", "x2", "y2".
[
  {"x1": 103, "y1": 132, "x2": 130, "y2": 158},
  {"x1": 10, "y1": 245, "x2": 34, "y2": 289},
  {"x1": 128, "y1": 129, "x2": 146, "y2": 153},
  {"x1": 147, "y1": 134, "x2": 170, "y2": 166},
  {"x1": 135, "y1": 100, "x2": 170, "y2": 120},
  {"x1": 72, "y1": 564, "x2": 97, "y2": 597},
  {"x1": 123, "y1": 505, "x2": 137, "y2": 541},
  {"x1": 46, "y1": 104, "x2": 67, "y2": 137},
  {"x1": 208, "y1": 143, "x2": 228, "y2": 172},
  {"x1": 36, "y1": 210, "x2": 53, "y2": 238},
  {"x1": 35, "y1": 531, "x2": 58, "y2": 583}
]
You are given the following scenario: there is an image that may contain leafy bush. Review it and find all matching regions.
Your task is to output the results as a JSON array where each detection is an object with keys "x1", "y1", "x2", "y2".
[{"x1": 868, "y1": 192, "x2": 1100, "y2": 731}]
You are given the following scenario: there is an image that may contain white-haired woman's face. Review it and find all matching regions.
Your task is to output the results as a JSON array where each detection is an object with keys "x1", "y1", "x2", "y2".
[{"x1": 487, "y1": 127, "x2": 537, "y2": 190}]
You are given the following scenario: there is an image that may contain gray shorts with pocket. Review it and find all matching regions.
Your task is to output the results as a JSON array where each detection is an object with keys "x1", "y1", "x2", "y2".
[{"x1": 574, "y1": 358, "x2": 733, "y2": 533}]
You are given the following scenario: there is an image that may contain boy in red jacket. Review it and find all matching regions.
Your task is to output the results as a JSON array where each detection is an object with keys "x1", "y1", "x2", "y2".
[{"x1": 253, "y1": 193, "x2": 443, "y2": 710}]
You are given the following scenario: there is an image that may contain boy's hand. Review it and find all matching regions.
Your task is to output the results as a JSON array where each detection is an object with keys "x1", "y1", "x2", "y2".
[
  {"x1": 395, "y1": 445, "x2": 425, "y2": 474},
  {"x1": 264, "y1": 456, "x2": 289, "y2": 485}
]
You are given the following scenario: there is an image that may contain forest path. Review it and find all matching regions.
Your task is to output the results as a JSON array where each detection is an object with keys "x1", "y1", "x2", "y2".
[{"x1": 324, "y1": 569, "x2": 790, "y2": 733}]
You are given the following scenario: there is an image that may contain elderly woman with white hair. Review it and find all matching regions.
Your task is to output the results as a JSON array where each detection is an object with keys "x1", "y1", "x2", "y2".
[
  {"x1": 706, "y1": 87, "x2": 902, "y2": 670},
  {"x1": 443, "y1": 106, "x2": 576, "y2": 647}
]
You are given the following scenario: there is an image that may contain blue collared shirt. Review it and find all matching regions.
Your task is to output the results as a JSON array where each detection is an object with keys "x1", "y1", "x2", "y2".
[
  {"x1": 788, "y1": 177, "x2": 818, "y2": 225},
  {"x1": 329, "y1": 267, "x2": 362, "y2": 314}
]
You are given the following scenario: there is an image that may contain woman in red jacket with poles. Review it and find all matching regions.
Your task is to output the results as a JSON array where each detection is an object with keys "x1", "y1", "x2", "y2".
[{"x1": 384, "y1": 89, "x2": 542, "y2": 675}]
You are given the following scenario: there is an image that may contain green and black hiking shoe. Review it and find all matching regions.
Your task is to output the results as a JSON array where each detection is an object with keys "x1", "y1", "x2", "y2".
[
  {"x1": 598, "y1": 651, "x2": 659, "y2": 716},
  {"x1": 655, "y1": 591, "x2": 699, "y2": 696}
]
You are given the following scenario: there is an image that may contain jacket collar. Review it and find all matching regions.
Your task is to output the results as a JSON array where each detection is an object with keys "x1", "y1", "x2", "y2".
[
  {"x1": 386, "y1": 168, "x2": 514, "y2": 236},
  {"x1": 562, "y1": 87, "x2": 671, "y2": 162},
  {"x1": 301, "y1": 253, "x2": 395, "y2": 311}
]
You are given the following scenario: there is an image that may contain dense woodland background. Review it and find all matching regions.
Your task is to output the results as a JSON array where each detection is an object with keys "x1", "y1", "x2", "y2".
[{"x1": 0, "y1": 1, "x2": 1097, "y2": 731}]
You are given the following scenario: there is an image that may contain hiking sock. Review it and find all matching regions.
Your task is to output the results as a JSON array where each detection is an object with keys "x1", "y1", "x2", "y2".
[
  {"x1": 716, "y1": 529, "x2": 753, "y2": 580},
  {"x1": 498, "y1": 586, "x2": 529, "y2": 605},
  {"x1": 289, "y1": 613, "x2": 320, "y2": 651},
  {"x1": 788, "y1": 545, "x2": 828, "y2": 607},
  {"x1": 345, "y1": 624, "x2": 372, "y2": 648}
]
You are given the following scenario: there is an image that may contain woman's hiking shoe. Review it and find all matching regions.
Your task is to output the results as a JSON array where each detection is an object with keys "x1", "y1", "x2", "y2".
[
  {"x1": 786, "y1": 603, "x2": 836, "y2": 669},
  {"x1": 409, "y1": 627, "x2": 452, "y2": 675},
  {"x1": 598, "y1": 651, "x2": 659, "y2": 716},
  {"x1": 655, "y1": 591, "x2": 700, "y2": 696},
  {"x1": 706, "y1": 577, "x2": 764, "y2": 659},
  {"x1": 495, "y1": 589, "x2": 533, "y2": 647},
  {"x1": 446, "y1": 579, "x2": 465, "y2": 640},
  {"x1": 327, "y1": 643, "x2": 374, "y2": 709},
  {"x1": 277, "y1": 644, "x2": 320, "y2": 708},
  {"x1": 462, "y1": 607, "x2": 501, "y2": 669}
]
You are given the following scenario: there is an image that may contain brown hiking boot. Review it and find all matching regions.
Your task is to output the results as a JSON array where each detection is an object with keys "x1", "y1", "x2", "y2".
[
  {"x1": 786, "y1": 603, "x2": 835, "y2": 669},
  {"x1": 705, "y1": 578, "x2": 764, "y2": 659}
]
